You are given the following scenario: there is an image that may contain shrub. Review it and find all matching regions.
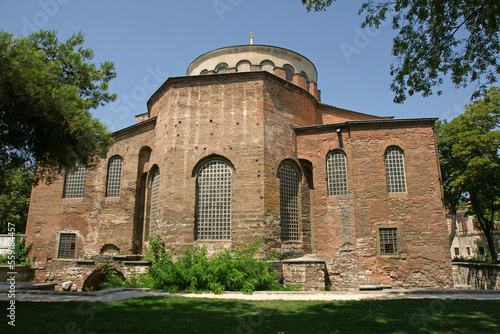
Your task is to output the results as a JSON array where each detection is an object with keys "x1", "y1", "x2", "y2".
[
  {"x1": 101, "y1": 237, "x2": 301, "y2": 293},
  {"x1": 147, "y1": 238, "x2": 281, "y2": 293},
  {"x1": 100, "y1": 265, "x2": 154, "y2": 289}
]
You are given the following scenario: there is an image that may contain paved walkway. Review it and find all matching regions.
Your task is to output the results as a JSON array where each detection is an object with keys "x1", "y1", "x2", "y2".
[{"x1": 2, "y1": 286, "x2": 500, "y2": 303}]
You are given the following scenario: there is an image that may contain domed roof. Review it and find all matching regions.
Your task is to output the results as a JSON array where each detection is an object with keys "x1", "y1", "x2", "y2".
[{"x1": 186, "y1": 44, "x2": 318, "y2": 83}]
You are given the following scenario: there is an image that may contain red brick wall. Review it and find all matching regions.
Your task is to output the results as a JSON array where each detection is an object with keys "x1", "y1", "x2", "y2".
[
  {"x1": 26, "y1": 122, "x2": 155, "y2": 264},
  {"x1": 26, "y1": 72, "x2": 451, "y2": 290},
  {"x1": 296, "y1": 121, "x2": 452, "y2": 289}
]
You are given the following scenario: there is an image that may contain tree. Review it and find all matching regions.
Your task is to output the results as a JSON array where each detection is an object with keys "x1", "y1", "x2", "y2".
[
  {"x1": 0, "y1": 30, "x2": 116, "y2": 183},
  {"x1": 435, "y1": 120, "x2": 467, "y2": 245},
  {"x1": 299, "y1": 0, "x2": 500, "y2": 103},
  {"x1": 440, "y1": 86, "x2": 500, "y2": 260},
  {"x1": 0, "y1": 165, "x2": 34, "y2": 234}
]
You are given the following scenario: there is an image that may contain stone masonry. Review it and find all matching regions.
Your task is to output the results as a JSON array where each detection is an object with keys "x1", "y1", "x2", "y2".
[{"x1": 26, "y1": 44, "x2": 453, "y2": 291}]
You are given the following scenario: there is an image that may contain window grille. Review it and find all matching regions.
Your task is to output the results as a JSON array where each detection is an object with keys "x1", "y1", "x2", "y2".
[
  {"x1": 379, "y1": 228, "x2": 398, "y2": 256},
  {"x1": 196, "y1": 160, "x2": 232, "y2": 240},
  {"x1": 64, "y1": 167, "x2": 87, "y2": 198},
  {"x1": 327, "y1": 151, "x2": 348, "y2": 196},
  {"x1": 106, "y1": 156, "x2": 123, "y2": 197},
  {"x1": 283, "y1": 66, "x2": 293, "y2": 81},
  {"x1": 385, "y1": 147, "x2": 407, "y2": 193},
  {"x1": 149, "y1": 169, "x2": 160, "y2": 236},
  {"x1": 217, "y1": 66, "x2": 227, "y2": 74},
  {"x1": 279, "y1": 164, "x2": 299, "y2": 241},
  {"x1": 58, "y1": 233, "x2": 76, "y2": 259}
]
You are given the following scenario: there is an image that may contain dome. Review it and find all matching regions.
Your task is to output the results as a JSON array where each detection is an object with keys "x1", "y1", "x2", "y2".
[{"x1": 186, "y1": 44, "x2": 318, "y2": 84}]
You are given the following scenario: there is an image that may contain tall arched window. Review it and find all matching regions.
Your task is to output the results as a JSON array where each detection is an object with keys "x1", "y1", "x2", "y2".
[
  {"x1": 327, "y1": 151, "x2": 348, "y2": 196},
  {"x1": 149, "y1": 169, "x2": 160, "y2": 236},
  {"x1": 385, "y1": 147, "x2": 407, "y2": 193},
  {"x1": 279, "y1": 164, "x2": 299, "y2": 241},
  {"x1": 106, "y1": 156, "x2": 123, "y2": 197},
  {"x1": 283, "y1": 64, "x2": 294, "y2": 82},
  {"x1": 196, "y1": 160, "x2": 232, "y2": 240},
  {"x1": 63, "y1": 167, "x2": 87, "y2": 198}
]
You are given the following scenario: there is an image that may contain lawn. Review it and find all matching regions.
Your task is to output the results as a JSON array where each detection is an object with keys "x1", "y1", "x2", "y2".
[{"x1": 2, "y1": 297, "x2": 500, "y2": 333}]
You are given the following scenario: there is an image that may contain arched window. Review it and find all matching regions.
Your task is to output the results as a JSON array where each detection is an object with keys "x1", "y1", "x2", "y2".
[
  {"x1": 300, "y1": 71, "x2": 309, "y2": 82},
  {"x1": 196, "y1": 160, "x2": 232, "y2": 240},
  {"x1": 385, "y1": 147, "x2": 407, "y2": 193},
  {"x1": 149, "y1": 169, "x2": 160, "y2": 236},
  {"x1": 63, "y1": 167, "x2": 87, "y2": 198},
  {"x1": 327, "y1": 151, "x2": 348, "y2": 196},
  {"x1": 106, "y1": 156, "x2": 123, "y2": 197},
  {"x1": 215, "y1": 63, "x2": 228, "y2": 74},
  {"x1": 283, "y1": 64, "x2": 294, "y2": 82},
  {"x1": 278, "y1": 164, "x2": 299, "y2": 241},
  {"x1": 260, "y1": 60, "x2": 275, "y2": 72}
]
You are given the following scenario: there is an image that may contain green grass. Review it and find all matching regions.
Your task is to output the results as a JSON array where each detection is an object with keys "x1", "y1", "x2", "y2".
[{"x1": 2, "y1": 297, "x2": 500, "y2": 333}]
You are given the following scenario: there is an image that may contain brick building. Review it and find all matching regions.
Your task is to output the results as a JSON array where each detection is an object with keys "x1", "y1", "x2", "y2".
[{"x1": 26, "y1": 44, "x2": 453, "y2": 290}]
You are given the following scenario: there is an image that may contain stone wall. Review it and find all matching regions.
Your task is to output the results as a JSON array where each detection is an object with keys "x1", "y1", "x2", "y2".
[
  {"x1": 296, "y1": 120, "x2": 453, "y2": 290},
  {"x1": 0, "y1": 266, "x2": 33, "y2": 282},
  {"x1": 31, "y1": 256, "x2": 149, "y2": 291},
  {"x1": 282, "y1": 256, "x2": 329, "y2": 291},
  {"x1": 452, "y1": 262, "x2": 500, "y2": 290},
  {"x1": 25, "y1": 71, "x2": 452, "y2": 291}
]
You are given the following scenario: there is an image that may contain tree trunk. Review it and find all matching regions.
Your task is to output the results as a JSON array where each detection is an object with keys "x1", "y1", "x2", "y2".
[
  {"x1": 485, "y1": 230, "x2": 497, "y2": 261},
  {"x1": 448, "y1": 207, "x2": 457, "y2": 245}
]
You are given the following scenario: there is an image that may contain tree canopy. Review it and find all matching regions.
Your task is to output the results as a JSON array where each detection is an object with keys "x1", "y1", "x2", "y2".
[
  {"x1": 439, "y1": 86, "x2": 500, "y2": 260},
  {"x1": 299, "y1": 0, "x2": 500, "y2": 103},
  {"x1": 0, "y1": 30, "x2": 116, "y2": 183},
  {"x1": 0, "y1": 164, "x2": 33, "y2": 234}
]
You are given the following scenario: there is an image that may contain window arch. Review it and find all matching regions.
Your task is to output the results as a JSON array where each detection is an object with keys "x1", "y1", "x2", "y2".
[
  {"x1": 196, "y1": 160, "x2": 232, "y2": 240},
  {"x1": 215, "y1": 63, "x2": 228, "y2": 74},
  {"x1": 63, "y1": 167, "x2": 87, "y2": 198},
  {"x1": 385, "y1": 147, "x2": 407, "y2": 193},
  {"x1": 236, "y1": 60, "x2": 251, "y2": 72},
  {"x1": 327, "y1": 151, "x2": 348, "y2": 196},
  {"x1": 106, "y1": 156, "x2": 123, "y2": 197},
  {"x1": 149, "y1": 168, "x2": 160, "y2": 236},
  {"x1": 260, "y1": 60, "x2": 275, "y2": 72},
  {"x1": 283, "y1": 64, "x2": 295, "y2": 82},
  {"x1": 278, "y1": 164, "x2": 299, "y2": 241}
]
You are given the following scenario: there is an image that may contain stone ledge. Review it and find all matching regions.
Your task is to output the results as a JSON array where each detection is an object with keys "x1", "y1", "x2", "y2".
[{"x1": 359, "y1": 285, "x2": 392, "y2": 291}]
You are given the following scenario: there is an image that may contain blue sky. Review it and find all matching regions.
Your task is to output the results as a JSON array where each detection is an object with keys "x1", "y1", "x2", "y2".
[{"x1": 0, "y1": 0, "x2": 486, "y2": 132}]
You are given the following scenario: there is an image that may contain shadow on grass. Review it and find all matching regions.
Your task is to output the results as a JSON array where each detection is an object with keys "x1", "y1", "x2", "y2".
[{"x1": 2, "y1": 297, "x2": 500, "y2": 333}]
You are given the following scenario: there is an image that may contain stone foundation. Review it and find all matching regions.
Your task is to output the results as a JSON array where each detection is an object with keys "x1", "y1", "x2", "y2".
[
  {"x1": 31, "y1": 255, "x2": 149, "y2": 291},
  {"x1": 0, "y1": 265, "x2": 33, "y2": 282},
  {"x1": 282, "y1": 256, "x2": 328, "y2": 291},
  {"x1": 452, "y1": 262, "x2": 500, "y2": 290}
]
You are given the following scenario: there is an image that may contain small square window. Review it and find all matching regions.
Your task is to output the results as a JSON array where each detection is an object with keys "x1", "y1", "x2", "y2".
[
  {"x1": 454, "y1": 247, "x2": 460, "y2": 256},
  {"x1": 379, "y1": 228, "x2": 399, "y2": 256},
  {"x1": 58, "y1": 233, "x2": 76, "y2": 259}
]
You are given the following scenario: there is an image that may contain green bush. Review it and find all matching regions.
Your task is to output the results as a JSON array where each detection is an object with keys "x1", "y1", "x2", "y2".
[
  {"x1": 101, "y1": 237, "x2": 302, "y2": 293},
  {"x1": 147, "y1": 238, "x2": 282, "y2": 293},
  {"x1": 100, "y1": 265, "x2": 154, "y2": 290}
]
